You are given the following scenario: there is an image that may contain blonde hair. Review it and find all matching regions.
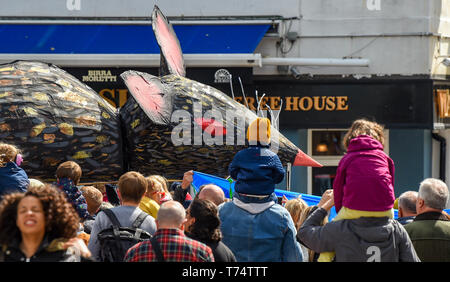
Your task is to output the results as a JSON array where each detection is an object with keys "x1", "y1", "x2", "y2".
[
  {"x1": 28, "y1": 178, "x2": 45, "y2": 189},
  {"x1": 149, "y1": 175, "x2": 169, "y2": 194},
  {"x1": 343, "y1": 119, "x2": 385, "y2": 149},
  {"x1": 285, "y1": 197, "x2": 308, "y2": 230},
  {"x1": 298, "y1": 206, "x2": 328, "y2": 262},
  {"x1": 298, "y1": 205, "x2": 329, "y2": 228},
  {"x1": 146, "y1": 175, "x2": 164, "y2": 195},
  {"x1": 0, "y1": 143, "x2": 20, "y2": 167}
]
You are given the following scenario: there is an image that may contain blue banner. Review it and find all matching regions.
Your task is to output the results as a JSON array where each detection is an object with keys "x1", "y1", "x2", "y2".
[
  {"x1": 192, "y1": 171, "x2": 450, "y2": 221},
  {"x1": 191, "y1": 171, "x2": 343, "y2": 220}
]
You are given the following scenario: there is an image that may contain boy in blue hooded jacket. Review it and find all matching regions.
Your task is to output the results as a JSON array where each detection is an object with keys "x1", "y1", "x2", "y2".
[
  {"x1": 229, "y1": 117, "x2": 285, "y2": 196},
  {"x1": 220, "y1": 118, "x2": 302, "y2": 262}
]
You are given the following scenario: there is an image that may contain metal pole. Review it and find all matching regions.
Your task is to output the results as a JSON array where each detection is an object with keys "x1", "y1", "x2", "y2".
[{"x1": 286, "y1": 162, "x2": 292, "y2": 191}]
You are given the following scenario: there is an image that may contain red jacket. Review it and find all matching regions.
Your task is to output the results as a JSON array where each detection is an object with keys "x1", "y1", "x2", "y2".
[{"x1": 333, "y1": 135, "x2": 395, "y2": 212}]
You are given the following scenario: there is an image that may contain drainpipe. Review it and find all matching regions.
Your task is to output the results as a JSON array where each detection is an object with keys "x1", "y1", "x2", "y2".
[{"x1": 432, "y1": 133, "x2": 446, "y2": 182}]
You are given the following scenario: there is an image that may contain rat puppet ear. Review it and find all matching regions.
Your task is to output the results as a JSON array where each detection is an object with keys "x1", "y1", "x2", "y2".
[{"x1": 152, "y1": 5, "x2": 186, "y2": 77}]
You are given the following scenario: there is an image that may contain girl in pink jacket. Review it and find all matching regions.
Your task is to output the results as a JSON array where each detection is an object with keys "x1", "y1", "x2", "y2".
[{"x1": 319, "y1": 119, "x2": 395, "y2": 262}]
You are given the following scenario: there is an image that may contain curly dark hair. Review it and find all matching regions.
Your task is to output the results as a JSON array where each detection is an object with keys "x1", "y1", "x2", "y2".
[
  {"x1": 187, "y1": 198, "x2": 222, "y2": 243},
  {"x1": 0, "y1": 184, "x2": 80, "y2": 245}
]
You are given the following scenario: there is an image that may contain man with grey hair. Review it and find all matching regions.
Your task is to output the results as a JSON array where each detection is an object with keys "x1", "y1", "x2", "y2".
[
  {"x1": 404, "y1": 178, "x2": 450, "y2": 262},
  {"x1": 124, "y1": 201, "x2": 214, "y2": 262},
  {"x1": 396, "y1": 191, "x2": 418, "y2": 225}
]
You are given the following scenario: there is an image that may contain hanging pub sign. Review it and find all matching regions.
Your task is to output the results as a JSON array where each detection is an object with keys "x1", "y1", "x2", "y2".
[
  {"x1": 232, "y1": 79, "x2": 434, "y2": 129},
  {"x1": 187, "y1": 67, "x2": 253, "y2": 86},
  {"x1": 435, "y1": 88, "x2": 450, "y2": 118}
]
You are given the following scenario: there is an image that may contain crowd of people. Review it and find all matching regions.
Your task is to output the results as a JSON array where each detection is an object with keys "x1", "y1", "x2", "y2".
[{"x1": 0, "y1": 118, "x2": 449, "y2": 262}]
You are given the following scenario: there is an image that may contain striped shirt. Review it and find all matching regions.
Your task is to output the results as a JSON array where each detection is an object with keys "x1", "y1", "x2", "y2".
[{"x1": 124, "y1": 228, "x2": 214, "y2": 262}]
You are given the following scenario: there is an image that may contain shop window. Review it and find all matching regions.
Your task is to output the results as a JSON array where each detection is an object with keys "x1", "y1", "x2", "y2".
[
  {"x1": 312, "y1": 166, "x2": 337, "y2": 196},
  {"x1": 311, "y1": 130, "x2": 347, "y2": 156},
  {"x1": 307, "y1": 129, "x2": 389, "y2": 196},
  {"x1": 308, "y1": 129, "x2": 346, "y2": 196}
]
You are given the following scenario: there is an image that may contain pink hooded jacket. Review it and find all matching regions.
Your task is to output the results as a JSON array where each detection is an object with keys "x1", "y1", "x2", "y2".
[{"x1": 333, "y1": 135, "x2": 395, "y2": 213}]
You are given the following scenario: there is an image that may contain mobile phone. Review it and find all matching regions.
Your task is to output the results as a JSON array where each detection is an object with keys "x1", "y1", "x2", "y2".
[{"x1": 277, "y1": 196, "x2": 283, "y2": 205}]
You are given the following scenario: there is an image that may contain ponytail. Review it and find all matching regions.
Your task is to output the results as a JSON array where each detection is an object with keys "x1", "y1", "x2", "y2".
[{"x1": 0, "y1": 154, "x2": 7, "y2": 167}]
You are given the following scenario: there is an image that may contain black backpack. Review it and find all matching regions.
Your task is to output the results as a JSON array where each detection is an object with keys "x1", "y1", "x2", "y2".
[{"x1": 97, "y1": 209, "x2": 152, "y2": 262}]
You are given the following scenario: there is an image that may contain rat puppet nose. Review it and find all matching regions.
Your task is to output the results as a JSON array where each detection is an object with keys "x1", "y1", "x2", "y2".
[{"x1": 293, "y1": 149, "x2": 323, "y2": 167}]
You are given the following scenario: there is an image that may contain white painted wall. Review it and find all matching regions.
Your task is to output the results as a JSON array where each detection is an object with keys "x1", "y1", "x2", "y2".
[{"x1": 1, "y1": 0, "x2": 449, "y2": 76}]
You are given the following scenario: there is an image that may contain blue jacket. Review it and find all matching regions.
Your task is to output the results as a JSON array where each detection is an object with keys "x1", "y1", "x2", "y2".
[
  {"x1": 0, "y1": 162, "x2": 29, "y2": 198},
  {"x1": 229, "y1": 145, "x2": 285, "y2": 195},
  {"x1": 218, "y1": 192, "x2": 303, "y2": 262}
]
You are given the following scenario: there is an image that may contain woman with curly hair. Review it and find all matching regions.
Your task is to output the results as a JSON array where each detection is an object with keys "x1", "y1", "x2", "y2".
[
  {"x1": 184, "y1": 198, "x2": 236, "y2": 262},
  {"x1": 0, "y1": 184, "x2": 92, "y2": 262}
]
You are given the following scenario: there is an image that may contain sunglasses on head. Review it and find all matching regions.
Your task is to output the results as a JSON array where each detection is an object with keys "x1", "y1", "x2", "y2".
[{"x1": 152, "y1": 190, "x2": 165, "y2": 197}]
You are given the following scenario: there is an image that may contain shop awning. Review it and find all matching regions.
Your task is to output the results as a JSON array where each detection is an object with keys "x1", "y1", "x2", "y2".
[
  {"x1": 0, "y1": 24, "x2": 270, "y2": 54},
  {"x1": 0, "y1": 23, "x2": 370, "y2": 68}
]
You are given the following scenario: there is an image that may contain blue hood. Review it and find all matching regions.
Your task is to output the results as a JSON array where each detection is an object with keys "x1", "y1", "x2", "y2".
[
  {"x1": 0, "y1": 162, "x2": 29, "y2": 197},
  {"x1": 229, "y1": 146, "x2": 285, "y2": 196}
]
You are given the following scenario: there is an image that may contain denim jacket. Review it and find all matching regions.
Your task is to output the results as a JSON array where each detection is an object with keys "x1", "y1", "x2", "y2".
[{"x1": 218, "y1": 192, "x2": 303, "y2": 262}]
